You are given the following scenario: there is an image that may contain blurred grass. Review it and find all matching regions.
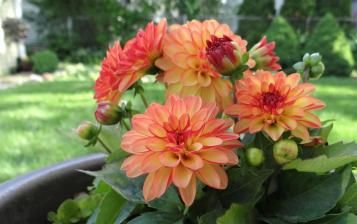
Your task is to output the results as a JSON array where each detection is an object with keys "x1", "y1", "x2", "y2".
[{"x1": 0, "y1": 77, "x2": 356, "y2": 182}]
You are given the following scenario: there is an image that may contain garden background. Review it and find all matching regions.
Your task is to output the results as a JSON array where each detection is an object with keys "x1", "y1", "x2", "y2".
[{"x1": 0, "y1": 0, "x2": 356, "y2": 182}]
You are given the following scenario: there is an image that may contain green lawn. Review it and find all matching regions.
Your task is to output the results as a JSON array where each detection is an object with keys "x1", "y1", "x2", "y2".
[{"x1": 0, "y1": 77, "x2": 356, "y2": 182}]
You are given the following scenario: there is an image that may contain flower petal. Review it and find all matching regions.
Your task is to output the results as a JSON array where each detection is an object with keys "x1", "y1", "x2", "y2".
[
  {"x1": 173, "y1": 164, "x2": 193, "y2": 188},
  {"x1": 181, "y1": 153, "x2": 204, "y2": 170},
  {"x1": 178, "y1": 175, "x2": 196, "y2": 206},
  {"x1": 196, "y1": 163, "x2": 227, "y2": 189},
  {"x1": 160, "y1": 151, "x2": 181, "y2": 167}
]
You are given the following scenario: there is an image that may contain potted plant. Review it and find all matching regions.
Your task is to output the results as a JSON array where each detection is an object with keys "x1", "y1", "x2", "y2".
[{"x1": 2, "y1": 18, "x2": 357, "y2": 224}]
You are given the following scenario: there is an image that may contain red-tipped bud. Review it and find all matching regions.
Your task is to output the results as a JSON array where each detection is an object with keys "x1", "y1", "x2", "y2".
[
  {"x1": 273, "y1": 139, "x2": 298, "y2": 165},
  {"x1": 206, "y1": 35, "x2": 242, "y2": 74},
  {"x1": 249, "y1": 36, "x2": 281, "y2": 71},
  {"x1": 246, "y1": 147, "x2": 265, "y2": 167},
  {"x1": 95, "y1": 101, "x2": 121, "y2": 125},
  {"x1": 76, "y1": 121, "x2": 99, "y2": 140}
]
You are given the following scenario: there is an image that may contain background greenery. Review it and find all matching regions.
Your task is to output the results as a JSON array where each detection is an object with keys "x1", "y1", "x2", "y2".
[{"x1": 0, "y1": 73, "x2": 356, "y2": 182}]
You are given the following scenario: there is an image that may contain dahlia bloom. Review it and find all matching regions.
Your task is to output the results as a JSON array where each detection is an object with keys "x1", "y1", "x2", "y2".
[
  {"x1": 121, "y1": 96, "x2": 241, "y2": 206},
  {"x1": 249, "y1": 36, "x2": 281, "y2": 71},
  {"x1": 94, "y1": 42, "x2": 130, "y2": 104},
  {"x1": 94, "y1": 20, "x2": 167, "y2": 104},
  {"x1": 225, "y1": 70, "x2": 325, "y2": 141},
  {"x1": 155, "y1": 20, "x2": 248, "y2": 109},
  {"x1": 120, "y1": 19, "x2": 167, "y2": 75}
]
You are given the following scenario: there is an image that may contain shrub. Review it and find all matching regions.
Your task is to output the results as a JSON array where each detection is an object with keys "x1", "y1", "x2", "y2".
[
  {"x1": 305, "y1": 13, "x2": 354, "y2": 77},
  {"x1": 265, "y1": 16, "x2": 300, "y2": 68},
  {"x1": 237, "y1": 0, "x2": 275, "y2": 46},
  {"x1": 31, "y1": 50, "x2": 59, "y2": 74},
  {"x1": 280, "y1": 0, "x2": 315, "y2": 32}
]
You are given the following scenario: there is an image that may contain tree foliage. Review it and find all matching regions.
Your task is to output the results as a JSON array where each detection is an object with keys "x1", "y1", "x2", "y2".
[
  {"x1": 265, "y1": 16, "x2": 300, "y2": 68},
  {"x1": 237, "y1": 0, "x2": 275, "y2": 46},
  {"x1": 305, "y1": 13, "x2": 354, "y2": 77}
]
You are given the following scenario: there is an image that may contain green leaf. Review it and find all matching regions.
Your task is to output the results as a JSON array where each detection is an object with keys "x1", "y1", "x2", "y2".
[
  {"x1": 56, "y1": 199, "x2": 81, "y2": 223},
  {"x1": 81, "y1": 161, "x2": 145, "y2": 203},
  {"x1": 114, "y1": 201, "x2": 137, "y2": 224},
  {"x1": 198, "y1": 209, "x2": 225, "y2": 224},
  {"x1": 283, "y1": 155, "x2": 357, "y2": 173},
  {"x1": 219, "y1": 168, "x2": 273, "y2": 207},
  {"x1": 76, "y1": 193, "x2": 102, "y2": 218},
  {"x1": 311, "y1": 212, "x2": 357, "y2": 224},
  {"x1": 260, "y1": 217, "x2": 289, "y2": 224},
  {"x1": 284, "y1": 142, "x2": 357, "y2": 173},
  {"x1": 217, "y1": 204, "x2": 253, "y2": 224},
  {"x1": 324, "y1": 142, "x2": 357, "y2": 157},
  {"x1": 148, "y1": 186, "x2": 183, "y2": 213},
  {"x1": 127, "y1": 211, "x2": 183, "y2": 224},
  {"x1": 320, "y1": 122, "x2": 333, "y2": 142},
  {"x1": 95, "y1": 189, "x2": 126, "y2": 224},
  {"x1": 339, "y1": 183, "x2": 357, "y2": 212},
  {"x1": 274, "y1": 166, "x2": 351, "y2": 223}
]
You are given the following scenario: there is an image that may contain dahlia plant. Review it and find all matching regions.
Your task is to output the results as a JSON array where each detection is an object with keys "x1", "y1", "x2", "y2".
[{"x1": 49, "y1": 19, "x2": 357, "y2": 224}]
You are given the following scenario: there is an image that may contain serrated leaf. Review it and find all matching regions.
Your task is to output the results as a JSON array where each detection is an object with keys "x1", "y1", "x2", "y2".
[
  {"x1": 217, "y1": 204, "x2": 253, "y2": 224},
  {"x1": 274, "y1": 166, "x2": 351, "y2": 223},
  {"x1": 95, "y1": 189, "x2": 126, "y2": 224},
  {"x1": 339, "y1": 183, "x2": 357, "y2": 212},
  {"x1": 56, "y1": 199, "x2": 81, "y2": 223},
  {"x1": 81, "y1": 162, "x2": 145, "y2": 203},
  {"x1": 219, "y1": 168, "x2": 273, "y2": 207},
  {"x1": 127, "y1": 211, "x2": 183, "y2": 224},
  {"x1": 283, "y1": 155, "x2": 357, "y2": 173}
]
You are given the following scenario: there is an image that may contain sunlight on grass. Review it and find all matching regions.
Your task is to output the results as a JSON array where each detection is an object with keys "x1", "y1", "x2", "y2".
[{"x1": 0, "y1": 77, "x2": 356, "y2": 182}]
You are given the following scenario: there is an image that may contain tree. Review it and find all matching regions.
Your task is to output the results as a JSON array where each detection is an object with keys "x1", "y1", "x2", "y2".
[
  {"x1": 305, "y1": 13, "x2": 354, "y2": 77},
  {"x1": 237, "y1": 0, "x2": 275, "y2": 46},
  {"x1": 265, "y1": 16, "x2": 300, "y2": 69}
]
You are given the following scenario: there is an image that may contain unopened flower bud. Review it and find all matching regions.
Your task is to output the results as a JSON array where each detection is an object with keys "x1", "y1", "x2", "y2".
[
  {"x1": 310, "y1": 53, "x2": 322, "y2": 66},
  {"x1": 273, "y1": 139, "x2": 298, "y2": 165},
  {"x1": 303, "y1": 53, "x2": 310, "y2": 64},
  {"x1": 310, "y1": 62, "x2": 325, "y2": 79},
  {"x1": 246, "y1": 147, "x2": 265, "y2": 167},
  {"x1": 249, "y1": 36, "x2": 281, "y2": 71},
  {"x1": 293, "y1": 61, "x2": 305, "y2": 72},
  {"x1": 76, "y1": 121, "x2": 99, "y2": 140},
  {"x1": 95, "y1": 101, "x2": 121, "y2": 125},
  {"x1": 206, "y1": 35, "x2": 243, "y2": 74}
]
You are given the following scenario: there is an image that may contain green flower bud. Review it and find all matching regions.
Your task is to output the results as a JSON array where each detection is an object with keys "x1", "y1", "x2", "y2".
[
  {"x1": 293, "y1": 62, "x2": 305, "y2": 72},
  {"x1": 95, "y1": 102, "x2": 121, "y2": 125},
  {"x1": 76, "y1": 121, "x2": 99, "y2": 140},
  {"x1": 310, "y1": 62, "x2": 325, "y2": 79},
  {"x1": 273, "y1": 139, "x2": 298, "y2": 165},
  {"x1": 303, "y1": 53, "x2": 310, "y2": 64},
  {"x1": 310, "y1": 53, "x2": 322, "y2": 66},
  {"x1": 246, "y1": 147, "x2": 265, "y2": 167}
]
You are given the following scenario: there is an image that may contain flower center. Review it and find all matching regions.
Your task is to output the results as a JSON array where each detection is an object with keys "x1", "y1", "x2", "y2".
[{"x1": 261, "y1": 91, "x2": 285, "y2": 113}]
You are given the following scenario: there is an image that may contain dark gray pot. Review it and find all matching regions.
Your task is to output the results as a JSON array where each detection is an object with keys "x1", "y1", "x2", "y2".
[{"x1": 0, "y1": 153, "x2": 106, "y2": 224}]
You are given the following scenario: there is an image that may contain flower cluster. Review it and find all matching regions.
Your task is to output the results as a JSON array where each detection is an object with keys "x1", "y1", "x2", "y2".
[{"x1": 86, "y1": 18, "x2": 328, "y2": 209}]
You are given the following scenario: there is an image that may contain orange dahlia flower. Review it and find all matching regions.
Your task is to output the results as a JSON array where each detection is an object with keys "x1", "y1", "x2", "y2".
[
  {"x1": 94, "y1": 19, "x2": 167, "y2": 104},
  {"x1": 155, "y1": 20, "x2": 248, "y2": 109},
  {"x1": 225, "y1": 70, "x2": 325, "y2": 141},
  {"x1": 121, "y1": 95, "x2": 241, "y2": 206},
  {"x1": 120, "y1": 19, "x2": 167, "y2": 75},
  {"x1": 94, "y1": 42, "x2": 131, "y2": 104}
]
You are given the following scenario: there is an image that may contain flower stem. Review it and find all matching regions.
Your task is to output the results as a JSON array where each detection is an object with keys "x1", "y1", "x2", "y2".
[
  {"x1": 97, "y1": 137, "x2": 112, "y2": 154},
  {"x1": 139, "y1": 90, "x2": 149, "y2": 108},
  {"x1": 122, "y1": 119, "x2": 131, "y2": 131},
  {"x1": 183, "y1": 206, "x2": 189, "y2": 215}
]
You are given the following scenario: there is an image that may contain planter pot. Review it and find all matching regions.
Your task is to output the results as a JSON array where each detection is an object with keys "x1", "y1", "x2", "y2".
[{"x1": 0, "y1": 153, "x2": 106, "y2": 224}]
